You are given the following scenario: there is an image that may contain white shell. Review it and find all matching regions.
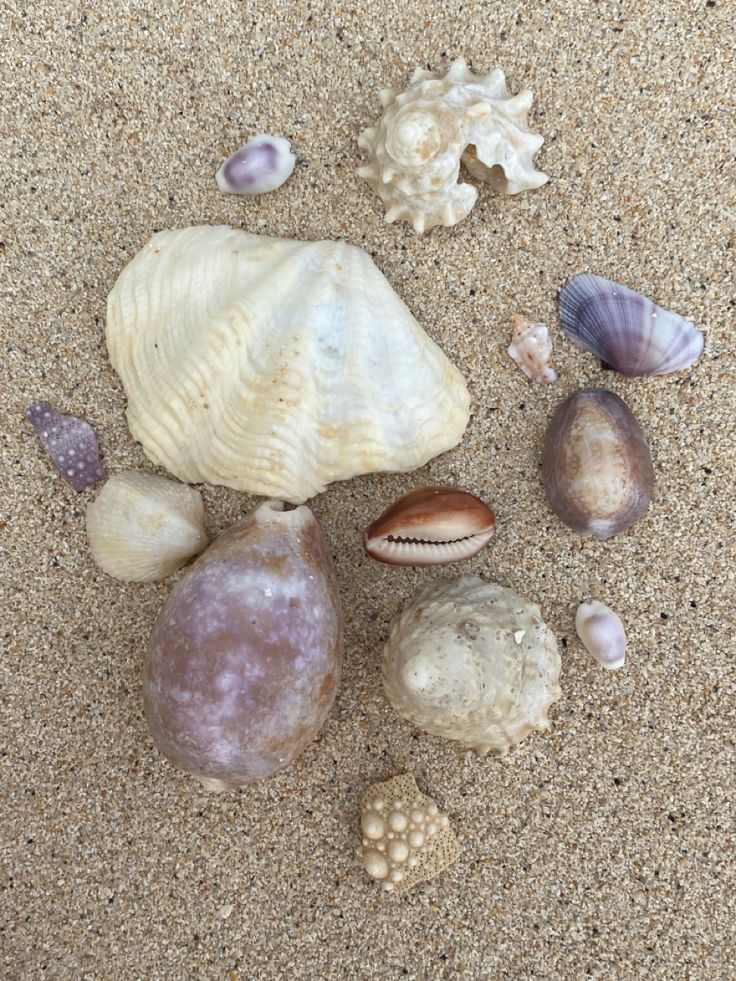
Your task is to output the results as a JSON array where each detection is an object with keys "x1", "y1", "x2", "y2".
[
  {"x1": 383, "y1": 576, "x2": 561, "y2": 756},
  {"x1": 86, "y1": 471, "x2": 208, "y2": 582},
  {"x1": 106, "y1": 226, "x2": 470, "y2": 503},
  {"x1": 508, "y1": 314, "x2": 557, "y2": 382},
  {"x1": 575, "y1": 601, "x2": 627, "y2": 670},
  {"x1": 358, "y1": 57, "x2": 548, "y2": 233},
  {"x1": 216, "y1": 134, "x2": 295, "y2": 195},
  {"x1": 360, "y1": 773, "x2": 460, "y2": 892}
]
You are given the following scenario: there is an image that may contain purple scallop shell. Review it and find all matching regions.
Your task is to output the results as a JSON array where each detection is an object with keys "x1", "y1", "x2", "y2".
[
  {"x1": 558, "y1": 273, "x2": 704, "y2": 376},
  {"x1": 26, "y1": 401, "x2": 105, "y2": 491}
]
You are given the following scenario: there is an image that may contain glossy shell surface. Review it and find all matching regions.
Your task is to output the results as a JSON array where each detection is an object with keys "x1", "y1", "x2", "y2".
[
  {"x1": 542, "y1": 389, "x2": 654, "y2": 539},
  {"x1": 364, "y1": 487, "x2": 495, "y2": 566}
]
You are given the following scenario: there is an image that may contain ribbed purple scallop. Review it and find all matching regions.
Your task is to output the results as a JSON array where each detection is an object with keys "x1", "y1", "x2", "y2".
[{"x1": 558, "y1": 273, "x2": 704, "y2": 376}]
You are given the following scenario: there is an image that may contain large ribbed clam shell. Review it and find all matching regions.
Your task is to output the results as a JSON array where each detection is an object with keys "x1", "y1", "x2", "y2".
[
  {"x1": 558, "y1": 273, "x2": 704, "y2": 376},
  {"x1": 106, "y1": 226, "x2": 470, "y2": 502},
  {"x1": 358, "y1": 57, "x2": 548, "y2": 233}
]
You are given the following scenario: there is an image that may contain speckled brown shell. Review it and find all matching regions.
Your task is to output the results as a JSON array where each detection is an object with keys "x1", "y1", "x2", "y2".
[{"x1": 542, "y1": 389, "x2": 654, "y2": 539}]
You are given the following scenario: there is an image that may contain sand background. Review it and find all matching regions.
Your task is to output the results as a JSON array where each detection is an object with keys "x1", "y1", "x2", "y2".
[{"x1": 2, "y1": 1, "x2": 734, "y2": 977}]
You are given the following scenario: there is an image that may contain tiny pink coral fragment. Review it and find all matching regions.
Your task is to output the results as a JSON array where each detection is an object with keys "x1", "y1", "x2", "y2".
[{"x1": 26, "y1": 400, "x2": 105, "y2": 491}]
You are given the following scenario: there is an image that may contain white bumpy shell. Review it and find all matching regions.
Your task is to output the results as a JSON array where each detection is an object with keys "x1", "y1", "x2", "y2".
[
  {"x1": 106, "y1": 225, "x2": 470, "y2": 503},
  {"x1": 383, "y1": 575, "x2": 561, "y2": 756},
  {"x1": 86, "y1": 471, "x2": 208, "y2": 582},
  {"x1": 358, "y1": 57, "x2": 548, "y2": 233}
]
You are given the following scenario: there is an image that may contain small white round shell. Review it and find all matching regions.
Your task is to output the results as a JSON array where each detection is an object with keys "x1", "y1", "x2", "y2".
[
  {"x1": 575, "y1": 601, "x2": 627, "y2": 670},
  {"x1": 86, "y1": 471, "x2": 208, "y2": 582},
  {"x1": 216, "y1": 135, "x2": 295, "y2": 195}
]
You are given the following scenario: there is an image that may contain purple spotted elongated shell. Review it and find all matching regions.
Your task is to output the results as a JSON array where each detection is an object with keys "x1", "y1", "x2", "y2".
[
  {"x1": 144, "y1": 500, "x2": 342, "y2": 790},
  {"x1": 25, "y1": 401, "x2": 105, "y2": 491},
  {"x1": 558, "y1": 273, "x2": 704, "y2": 376},
  {"x1": 542, "y1": 389, "x2": 654, "y2": 539}
]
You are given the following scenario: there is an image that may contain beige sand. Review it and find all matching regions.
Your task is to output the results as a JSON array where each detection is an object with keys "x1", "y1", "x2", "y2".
[{"x1": 2, "y1": 1, "x2": 734, "y2": 977}]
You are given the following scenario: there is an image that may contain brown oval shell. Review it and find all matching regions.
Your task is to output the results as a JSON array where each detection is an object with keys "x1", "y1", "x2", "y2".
[
  {"x1": 542, "y1": 389, "x2": 654, "y2": 539},
  {"x1": 363, "y1": 486, "x2": 495, "y2": 566}
]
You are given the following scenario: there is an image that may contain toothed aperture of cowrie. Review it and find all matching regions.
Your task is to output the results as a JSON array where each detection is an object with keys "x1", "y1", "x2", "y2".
[{"x1": 363, "y1": 486, "x2": 495, "y2": 566}]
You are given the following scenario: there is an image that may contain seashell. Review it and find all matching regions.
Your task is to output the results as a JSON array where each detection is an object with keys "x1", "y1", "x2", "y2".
[
  {"x1": 363, "y1": 486, "x2": 495, "y2": 566},
  {"x1": 558, "y1": 273, "x2": 704, "y2": 376},
  {"x1": 358, "y1": 57, "x2": 548, "y2": 233},
  {"x1": 85, "y1": 471, "x2": 208, "y2": 582},
  {"x1": 542, "y1": 389, "x2": 654, "y2": 539},
  {"x1": 382, "y1": 575, "x2": 561, "y2": 756},
  {"x1": 359, "y1": 773, "x2": 461, "y2": 893},
  {"x1": 575, "y1": 600, "x2": 627, "y2": 670},
  {"x1": 106, "y1": 225, "x2": 470, "y2": 503},
  {"x1": 216, "y1": 134, "x2": 296, "y2": 195},
  {"x1": 26, "y1": 401, "x2": 105, "y2": 491},
  {"x1": 507, "y1": 314, "x2": 557, "y2": 383},
  {"x1": 144, "y1": 500, "x2": 342, "y2": 790}
]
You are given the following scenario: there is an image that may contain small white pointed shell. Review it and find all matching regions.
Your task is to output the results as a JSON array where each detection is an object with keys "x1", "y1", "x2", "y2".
[
  {"x1": 558, "y1": 273, "x2": 704, "y2": 376},
  {"x1": 508, "y1": 315, "x2": 557, "y2": 383},
  {"x1": 216, "y1": 135, "x2": 296, "y2": 195},
  {"x1": 360, "y1": 774, "x2": 460, "y2": 892},
  {"x1": 106, "y1": 226, "x2": 469, "y2": 503},
  {"x1": 86, "y1": 471, "x2": 207, "y2": 582},
  {"x1": 358, "y1": 57, "x2": 547, "y2": 233},
  {"x1": 575, "y1": 601, "x2": 627, "y2": 670},
  {"x1": 382, "y1": 576, "x2": 561, "y2": 756}
]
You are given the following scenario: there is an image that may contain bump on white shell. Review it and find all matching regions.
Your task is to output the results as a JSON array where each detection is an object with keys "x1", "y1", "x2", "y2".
[
  {"x1": 383, "y1": 576, "x2": 561, "y2": 755},
  {"x1": 358, "y1": 57, "x2": 548, "y2": 233},
  {"x1": 360, "y1": 774, "x2": 460, "y2": 892},
  {"x1": 106, "y1": 226, "x2": 470, "y2": 503},
  {"x1": 86, "y1": 471, "x2": 207, "y2": 582},
  {"x1": 575, "y1": 600, "x2": 627, "y2": 670}
]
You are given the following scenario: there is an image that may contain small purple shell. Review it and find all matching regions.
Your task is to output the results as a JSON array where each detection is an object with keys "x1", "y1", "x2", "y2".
[
  {"x1": 216, "y1": 135, "x2": 295, "y2": 195},
  {"x1": 26, "y1": 401, "x2": 105, "y2": 491},
  {"x1": 558, "y1": 273, "x2": 704, "y2": 376}
]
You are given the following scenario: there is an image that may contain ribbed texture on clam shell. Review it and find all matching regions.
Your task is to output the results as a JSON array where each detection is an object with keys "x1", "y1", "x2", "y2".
[
  {"x1": 106, "y1": 226, "x2": 470, "y2": 502},
  {"x1": 86, "y1": 471, "x2": 207, "y2": 582},
  {"x1": 382, "y1": 576, "x2": 561, "y2": 756},
  {"x1": 559, "y1": 273, "x2": 704, "y2": 376},
  {"x1": 358, "y1": 57, "x2": 548, "y2": 233}
]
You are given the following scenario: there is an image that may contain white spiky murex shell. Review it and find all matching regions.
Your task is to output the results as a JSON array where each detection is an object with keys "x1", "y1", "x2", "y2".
[
  {"x1": 358, "y1": 57, "x2": 548, "y2": 233},
  {"x1": 106, "y1": 226, "x2": 470, "y2": 502}
]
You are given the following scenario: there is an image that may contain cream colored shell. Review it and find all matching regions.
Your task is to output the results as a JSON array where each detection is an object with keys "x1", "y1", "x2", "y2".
[
  {"x1": 358, "y1": 57, "x2": 548, "y2": 233},
  {"x1": 106, "y1": 226, "x2": 470, "y2": 502},
  {"x1": 383, "y1": 576, "x2": 561, "y2": 756},
  {"x1": 86, "y1": 471, "x2": 207, "y2": 582},
  {"x1": 360, "y1": 773, "x2": 461, "y2": 893}
]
